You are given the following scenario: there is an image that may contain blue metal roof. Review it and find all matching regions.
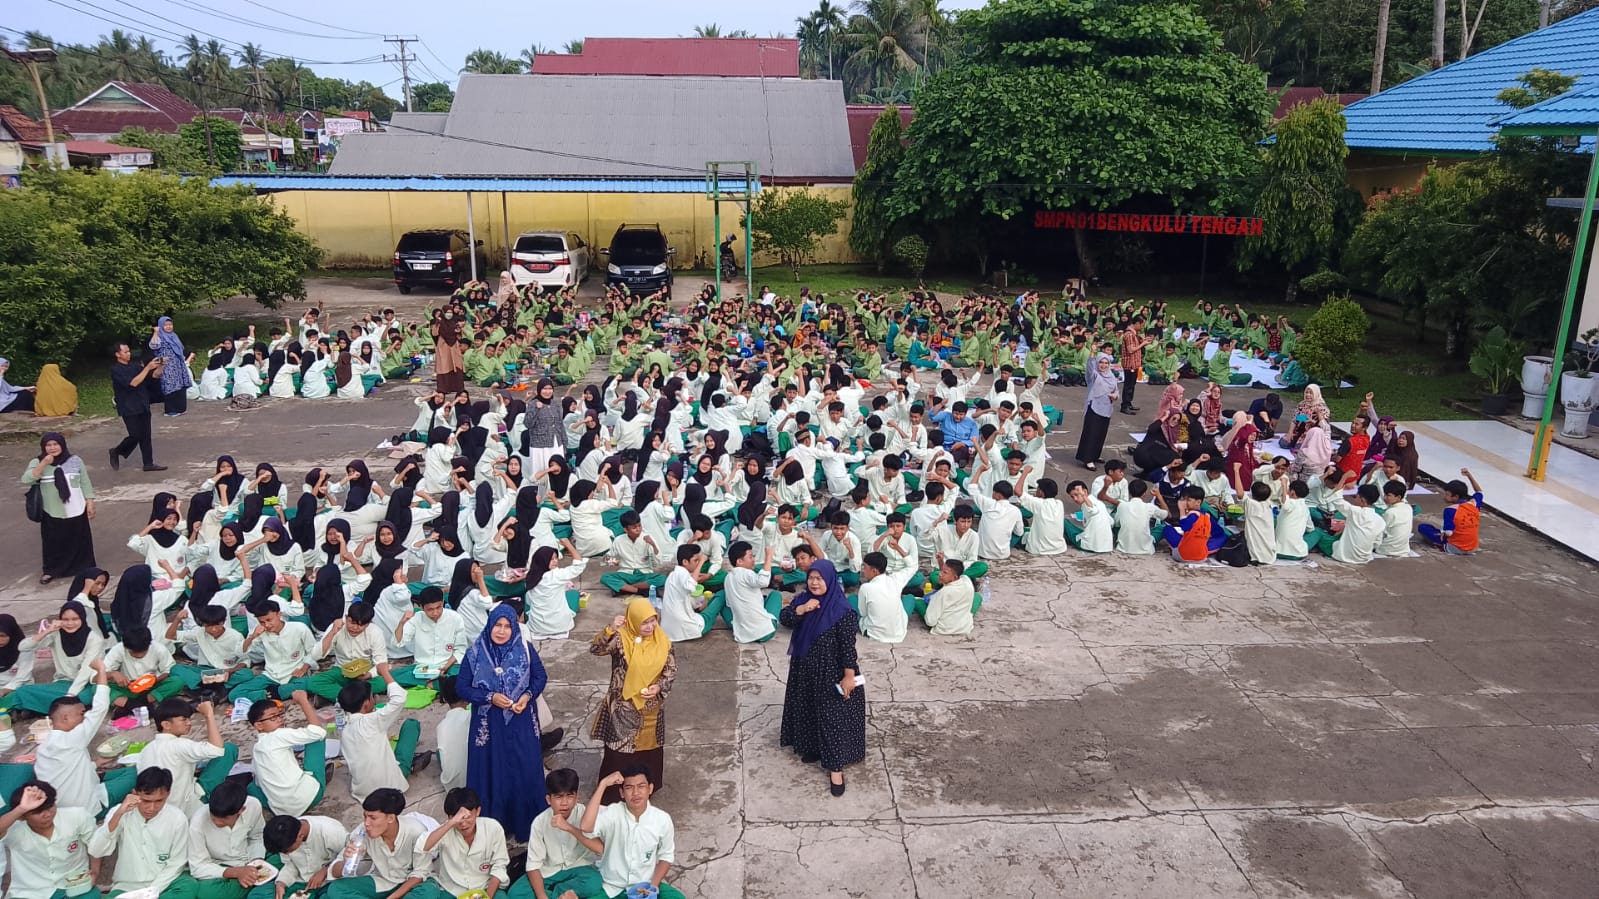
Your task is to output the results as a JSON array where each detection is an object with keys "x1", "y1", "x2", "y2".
[
  {"x1": 209, "y1": 175, "x2": 759, "y2": 193},
  {"x1": 1343, "y1": 8, "x2": 1599, "y2": 153},
  {"x1": 1495, "y1": 83, "x2": 1599, "y2": 133}
]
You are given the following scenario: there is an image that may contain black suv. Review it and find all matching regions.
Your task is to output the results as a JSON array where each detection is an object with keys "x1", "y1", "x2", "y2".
[
  {"x1": 392, "y1": 229, "x2": 490, "y2": 293},
  {"x1": 602, "y1": 224, "x2": 674, "y2": 297}
]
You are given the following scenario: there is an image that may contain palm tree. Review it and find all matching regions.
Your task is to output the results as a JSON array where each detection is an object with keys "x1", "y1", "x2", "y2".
[
  {"x1": 842, "y1": 0, "x2": 926, "y2": 102},
  {"x1": 518, "y1": 44, "x2": 550, "y2": 72},
  {"x1": 461, "y1": 49, "x2": 521, "y2": 74},
  {"x1": 1372, "y1": 0, "x2": 1392, "y2": 92},
  {"x1": 813, "y1": 0, "x2": 848, "y2": 79},
  {"x1": 96, "y1": 30, "x2": 141, "y2": 82},
  {"x1": 913, "y1": 0, "x2": 953, "y2": 75},
  {"x1": 796, "y1": 13, "x2": 825, "y2": 78},
  {"x1": 562, "y1": 39, "x2": 585, "y2": 54},
  {"x1": 265, "y1": 57, "x2": 307, "y2": 111},
  {"x1": 237, "y1": 43, "x2": 269, "y2": 111},
  {"x1": 693, "y1": 24, "x2": 722, "y2": 37},
  {"x1": 179, "y1": 34, "x2": 205, "y2": 80}
]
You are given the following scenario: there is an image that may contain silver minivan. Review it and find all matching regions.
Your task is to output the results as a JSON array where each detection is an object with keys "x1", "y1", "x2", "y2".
[{"x1": 510, "y1": 230, "x2": 590, "y2": 290}]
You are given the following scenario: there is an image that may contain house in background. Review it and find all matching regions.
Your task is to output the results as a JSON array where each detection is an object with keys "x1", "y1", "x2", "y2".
[
  {"x1": 21, "y1": 139, "x2": 152, "y2": 172},
  {"x1": 1271, "y1": 86, "x2": 1367, "y2": 120},
  {"x1": 530, "y1": 37, "x2": 800, "y2": 78},
  {"x1": 50, "y1": 81, "x2": 202, "y2": 141},
  {"x1": 0, "y1": 104, "x2": 49, "y2": 180}
]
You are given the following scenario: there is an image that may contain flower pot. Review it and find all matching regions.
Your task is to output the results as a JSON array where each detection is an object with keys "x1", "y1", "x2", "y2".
[
  {"x1": 1562, "y1": 406, "x2": 1592, "y2": 439},
  {"x1": 1481, "y1": 392, "x2": 1510, "y2": 416},
  {"x1": 1561, "y1": 371, "x2": 1599, "y2": 410},
  {"x1": 1521, "y1": 355, "x2": 1556, "y2": 417}
]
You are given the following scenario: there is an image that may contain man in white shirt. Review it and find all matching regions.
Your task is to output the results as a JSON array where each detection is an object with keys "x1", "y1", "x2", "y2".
[
  {"x1": 863, "y1": 455, "x2": 908, "y2": 509},
  {"x1": 188, "y1": 782, "x2": 268, "y2": 896},
  {"x1": 34, "y1": 662, "x2": 110, "y2": 814},
  {"x1": 1114, "y1": 481, "x2": 1167, "y2": 555},
  {"x1": 871, "y1": 513, "x2": 918, "y2": 594},
  {"x1": 88, "y1": 767, "x2": 191, "y2": 897},
  {"x1": 394, "y1": 589, "x2": 467, "y2": 687},
  {"x1": 933, "y1": 506, "x2": 981, "y2": 570},
  {"x1": 435, "y1": 678, "x2": 471, "y2": 792},
  {"x1": 1375, "y1": 481, "x2": 1415, "y2": 559},
  {"x1": 420, "y1": 789, "x2": 509, "y2": 899},
  {"x1": 599, "y1": 513, "x2": 665, "y2": 597},
  {"x1": 0, "y1": 781, "x2": 97, "y2": 899},
  {"x1": 1064, "y1": 480, "x2": 1115, "y2": 553},
  {"x1": 964, "y1": 479, "x2": 1024, "y2": 561},
  {"x1": 907, "y1": 482, "x2": 954, "y2": 558},
  {"x1": 306, "y1": 602, "x2": 389, "y2": 702},
  {"x1": 718, "y1": 542, "x2": 780, "y2": 644},
  {"x1": 913, "y1": 560, "x2": 977, "y2": 636},
  {"x1": 809, "y1": 515, "x2": 863, "y2": 588},
  {"x1": 1314, "y1": 481, "x2": 1385, "y2": 565},
  {"x1": 327, "y1": 788, "x2": 439, "y2": 899},
  {"x1": 1014, "y1": 470, "x2": 1068, "y2": 556},
  {"x1": 574, "y1": 768, "x2": 684, "y2": 899},
  {"x1": 854, "y1": 553, "x2": 908, "y2": 644},
  {"x1": 339, "y1": 666, "x2": 431, "y2": 804},
  {"x1": 1090, "y1": 460, "x2": 1130, "y2": 510},
  {"x1": 263, "y1": 812, "x2": 347, "y2": 899},
  {"x1": 659, "y1": 546, "x2": 720, "y2": 643},
  {"x1": 511, "y1": 769, "x2": 602, "y2": 899},
  {"x1": 141, "y1": 697, "x2": 234, "y2": 817},
  {"x1": 232, "y1": 603, "x2": 318, "y2": 703},
  {"x1": 247, "y1": 688, "x2": 328, "y2": 816}
]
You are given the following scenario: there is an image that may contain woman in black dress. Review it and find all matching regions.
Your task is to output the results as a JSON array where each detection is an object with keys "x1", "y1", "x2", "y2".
[{"x1": 779, "y1": 560, "x2": 866, "y2": 796}]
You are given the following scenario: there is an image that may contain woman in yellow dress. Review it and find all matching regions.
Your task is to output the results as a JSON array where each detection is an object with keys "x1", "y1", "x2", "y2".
[{"x1": 588, "y1": 597, "x2": 676, "y2": 805}]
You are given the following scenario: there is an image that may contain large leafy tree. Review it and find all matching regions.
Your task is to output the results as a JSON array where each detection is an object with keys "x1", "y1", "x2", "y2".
[
  {"x1": 890, "y1": 0, "x2": 1275, "y2": 275},
  {"x1": 849, "y1": 105, "x2": 907, "y2": 269},
  {"x1": 752, "y1": 188, "x2": 851, "y2": 277}
]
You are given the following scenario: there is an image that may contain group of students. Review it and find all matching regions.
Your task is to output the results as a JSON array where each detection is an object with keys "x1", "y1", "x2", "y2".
[{"x1": 188, "y1": 309, "x2": 417, "y2": 404}]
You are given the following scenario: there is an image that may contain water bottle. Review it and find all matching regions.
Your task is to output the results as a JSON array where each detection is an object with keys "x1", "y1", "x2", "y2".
[
  {"x1": 342, "y1": 827, "x2": 367, "y2": 877},
  {"x1": 333, "y1": 706, "x2": 347, "y2": 731},
  {"x1": 647, "y1": 584, "x2": 659, "y2": 609},
  {"x1": 981, "y1": 576, "x2": 992, "y2": 609}
]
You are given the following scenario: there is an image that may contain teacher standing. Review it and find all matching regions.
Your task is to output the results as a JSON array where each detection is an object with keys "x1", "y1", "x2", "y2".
[
  {"x1": 1075, "y1": 353, "x2": 1118, "y2": 472},
  {"x1": 779, "y1": 560, "x2": 866, "y2": 797},
  {"x1": 20, "y1": 433, "x2": 96, "y2": 585},
  {"x1": 456, "y1": 604, "x2": 547, "y2": 841},
  {"x1": 149, "y1": 316, "x2": 194, "y2": 417},
  {"x1": 108, "y1": 341, "x2": 167, "y2": 472},
  {"x1": 589, "y1": 598, "x2": 676, "y2": 805},
  {"x1": 432, "y1": 309, "x2": 466, "y2": 394}
]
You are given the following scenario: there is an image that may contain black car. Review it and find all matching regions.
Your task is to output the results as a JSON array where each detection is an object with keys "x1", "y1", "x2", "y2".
[
  {"x1": 392, "y1": 229, "x2": 489, "y2": 293},
  {"x1": 602, "y1": 224, "x2": 674, "y2": 297}
]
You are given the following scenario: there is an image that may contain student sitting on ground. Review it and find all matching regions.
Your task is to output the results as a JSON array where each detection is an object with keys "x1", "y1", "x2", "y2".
[
  {"x1": 1162, "y1": 487, "x2": 1227, "y2": 562},
  {"x1": 138, "y1": 698, "x2": 234, "y2": 817},
  {"x1": 1375, "y1": 480, "x2": 1415, "y2": 558},
  {"x1": 1014, "y1": 468, "x2": 1068, "y2": 556},
  {"x1": 325, "y1": 788, "x2": 440, "y2": 899},
  {"x1": 1114, "y1": 480, "x2": 1167, "y2": 555},
  {"x1": 103, "y1": 626, "x2": 183, "y2": 708},
  {"x1": 419, "y1": 788, "x2": 510, "y2": 899},
  {"x1": 338, "y1": 666, "x2": 431, "y2": 805},
  {"x1": 88, "y1": 767, "x2": 191, "y2": 898},
  {"x1": 511, "y1": 769, "x2": 603, "y2": 899},
  {"x1": 1243, "y1": 482, "x2": 1277, "y2": 566},
  {"x1": 912, "y1": 559, "x2": 978, "y2": 637},
  {"x1": 964, "y1": 477, "x2": 1024, "y2": 561},
  {"x1": 1063, "y1": 479, "x2": 1114, "y2": 553},
  {"x1": 34, "y1": 660, "x2": 111, "y2": 814},
  {"x1": 1418, "y1": 468, "x2": 1483, "y2": 555},
  {"x1": 659, "y1": 545, "x2": 723, "y2": 643},
  {"x1": 0, "y1": 781, "x2": 97, "y2": 899},
  {"x1": 262, "y1": 812, "x2": 348, "y2": 899},
  {"x1": 1310, "y1": 479, "x2": 1384, "y2": 565},
  {"x1": 247, "y1": 688, "x2": 328, "y2": 816},
  {"x1": 394, "y1": 588, "x2": 467, "y2": 686},
  {"x1": 600, "y1": 511, "x2": 664, "y2": 597},
  {"x1": 855, "y1": 552, "x2": 908, "y2": 645},
  {"x1": 573, "y1": 767, "x2": 687, "y2": 899},
  {"x1": 718, "y1": 542, "x2": 781, "y2": 644},
  {"x1": 187, "y1": 782, "x2": 269, "y2": 899},
  {"x1": 1275, "y1": 479, "x2": 1314, "y2": 561}
]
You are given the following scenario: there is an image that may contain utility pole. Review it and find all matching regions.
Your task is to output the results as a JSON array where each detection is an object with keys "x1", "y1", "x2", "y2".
[
  {"x1": 384, "y1": 35, "x2": 417, "y2": 112},
  {"x1": 195, "y1": 73, "x2": 217, "y2": 169},
  {"x1": 4, "y1": 47, "x2": 58, "y2": 144}
]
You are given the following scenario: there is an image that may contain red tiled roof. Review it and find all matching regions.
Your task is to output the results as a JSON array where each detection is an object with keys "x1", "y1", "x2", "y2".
[
  {"x1": 531, "y1": 37, "x2": 800, "y2": 78},
  {"x1": 0, "y1": 105, "x2": 49, "y2": 141},
  {"x1": 846, "y1": 104, "x2": 914, "y2": 171},
  {"x1": 51, "y1": 81, "x2": 201, "y2": 135},
  {"x1": 342, "y1": 110, "x2": 373, "y2": 121},
  {"x1": 1272, "y1": 86, "x2": 1368, "y2": 119},
  {"x1": 22, "y1": 139, "x2": 150, "y2": 155}
]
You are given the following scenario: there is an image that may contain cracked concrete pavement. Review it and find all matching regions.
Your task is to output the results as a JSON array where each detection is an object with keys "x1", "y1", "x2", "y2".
[{"x1": 4, "y1": 280, "x2": 1599, "y2": 897}]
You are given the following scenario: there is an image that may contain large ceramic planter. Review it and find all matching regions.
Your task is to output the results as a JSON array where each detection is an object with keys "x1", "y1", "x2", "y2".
[
  {"x1": 1563, "y1": 407, "x2": 1592, "y2": 439},
  {"x1": 1561, "y1": 371, "x2": 1599, "y2": 410},
  {"x1": 1521, "y1": 355, "x2": 1556, "y2": 418}
]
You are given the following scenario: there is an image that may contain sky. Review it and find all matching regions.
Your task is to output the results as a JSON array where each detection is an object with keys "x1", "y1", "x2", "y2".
[{"x1": 17, "y1": 0, "x2": 991, "y2": 93}]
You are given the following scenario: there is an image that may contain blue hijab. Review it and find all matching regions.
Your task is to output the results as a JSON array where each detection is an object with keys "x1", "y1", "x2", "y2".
[
  {"x1": 155, "y1": 316, "x2": 185, "y2": 356},
  {"x1": 789, "y1": 559, "x2": 849, "y2": 658},
  {"x1": 465, "y1": 604, "x2": 531, "y2": 724}
]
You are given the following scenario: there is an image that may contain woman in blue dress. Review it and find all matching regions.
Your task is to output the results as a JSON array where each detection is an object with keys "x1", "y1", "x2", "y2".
[
  {"x1": 457, "y1": 603, "x2": 547, "y2": 840},
  {"x1": 148, "y1": 316, "x2": 194, "y2": 416}
]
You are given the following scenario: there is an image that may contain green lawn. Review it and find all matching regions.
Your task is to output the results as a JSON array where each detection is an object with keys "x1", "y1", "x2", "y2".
[
  {"x1": 697, "y1": 264, "x2": 986, "y2": 298},
  {"x1": 68, "y1": 310, "x2": 273, "y2": 418}
]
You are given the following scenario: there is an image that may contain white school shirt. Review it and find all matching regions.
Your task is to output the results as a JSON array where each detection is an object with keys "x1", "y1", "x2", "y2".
[
  {"x1": 322, "y1": 622, "x2": 388, "y2": 667},
  {"x1": 21, "y1": 628, "x2": 104, "y2": 696},
  {"x1": 88, "y1": 803, "x2": 191, "y2": 894},
  {"x1": 2, "y1": 806, "x2": 96, "y2": 899},
  {"x1": 640, "y1": 503, "x2": 676, "y2": 558},
  {"x1": 436, "y1": 706, "x2": 470, "y2": 791},
  {"x1": 965, "y1": 483, "x2": 1023, "y2": 560},
  {"x1": 106, "y1": 641, "x2": 175, "y2": 679},
  {"x1": 1114, "y1": 498, "x2": 1164, "y2": 555},
  {"x1": 1070, "y1": 496, "x2": 1115, "y2": 553},
  {"x1": 1376, "y1": 502, "x2": 1415, "y2": 558},
  {"x1": 252, "y1": 723, "x2": 327, "y2": 817},
  {"x1": 177, "y1": 625, "x2": 247, "y2": 671},
  {"x1": 188, "y1": 797, "x2": 266, "y2": 880},
  {"x1": 35, "y1": 683, "x2": 111, "y2": 813},
  {"x1": 526, "y1": 805, "x2": 596, "y2": 878},
  {"x1": 259, "y1": 621, "x2": 318, "y2": 684},
  {"x1": 1275, "y1": 497, "x2": 1314, "y2": 559},
  {"x1": 1090, "y1": 474, "x2": 1130, "y2": 507},
  {"x1": 374, "y1": 583, "x2": 417, "y2": 658},
  {"x1": 401, "y1": 609, "x2": 468, "y2": 671},
  {"x1": 1200, "y1": 474, "x2": 1236, "y2": 507},
  {"x1": 856, "y1": 574, "x2": 908, "y2": 644},
  {"x1": 932, "y1": 525, "x2": 980, "y2": 566},
  {"x1": 572, "y1": 496, "x2": 623, "y2": 558},
  {"x1": 138, "y1": 732, "x2": 227, "y2": 816},
  {"x1": 925, "y1": 577, "x2": 976, "y2": 636},
  {"x1": 819, "y1": 530, "x2": 863, "y2": 574},
  {"x1": 611, "y1": 532, "x2": 660, "y2": 573},
  {"x1": 674, "y1": 531, "x2": 726, "y2": 574},
  {"x1": 277, "y1": 816, "x2": 347, "y2": 887},
  {"x1": 364, "y1": 816, "x2": 433, "y2": 891},
  {"x1": 128, "y1": 533, "x2": 190, "y2": 579},
  {"x1": 433, "y1": 816, "x2": 511, "y2": 895},
  {"x1": 1244, "y1": 497, "x2": 1278, "y2": 565},
  {"x1": 659, "y1": 566, "x2": 705, "y2": 643},
  {"x1": 873, "y1": 530, "x2": 918, "y2": 589},
  {"x1": 722, "y1": 566, "x2": 777, "y2": 643},
  {"x1": 588, "y1": 803, "x2": 676, "y2": 898},
  {"x1": 1329, "y1": 500, "x2": 1384, "y2": 565},
  {"x1": 1016, "y1": 493, "x2": 1068, "y2": 555},
  {"x1": 908, "y1": 501, "x2": 950, "y2": 557},
  {"x1": 454, "y1": 588, "x2": 496, "y2": 640},
  {"x1": 343, "y1": 680, "x2": 410, "y2": 802},
  {"x1": 412, "y1": 544, "x2": 464, "y2": 588},
  {"x1": 525, "y1": 559, "x2": 589, "y2": 640},
  {"x1": 846, "y1": 505, "x2": 888, "y2": 549}
]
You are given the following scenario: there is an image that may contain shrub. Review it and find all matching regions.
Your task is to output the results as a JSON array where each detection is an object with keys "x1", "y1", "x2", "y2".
[
  {"x1": 893, "y1": 235, "x2": 928, "y2": 281},
  {"x1": 1297, "y1": 294, "x2": 1370, "y2": 387}
]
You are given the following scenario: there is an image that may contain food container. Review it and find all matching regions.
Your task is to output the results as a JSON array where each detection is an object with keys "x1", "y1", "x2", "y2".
[
  {"x1": 201, "y1": 669, "x2": 230, "y2": 685},
  {"x1": 96, "y1": 735, "x2": 131, "y2": 759},
  {"x1": 340, "y1": 659, "x2": 374, "y2": 680}
]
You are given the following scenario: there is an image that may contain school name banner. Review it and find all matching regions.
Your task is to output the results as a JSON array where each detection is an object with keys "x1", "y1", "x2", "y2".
[{"x1": 1033, "y1": 211, "x2": 1265, "y2": 237}]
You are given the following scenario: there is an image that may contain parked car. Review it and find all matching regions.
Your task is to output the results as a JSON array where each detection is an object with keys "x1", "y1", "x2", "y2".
[
  {"x1": 602, "y1": 224, "x2": 674, "y2": 297},
  {"x1": 510, "y1": 230, "x2": 590, "y2": 290},
  {"x1": 392, "y1": 229, "x2": 489, "y2": 293}
]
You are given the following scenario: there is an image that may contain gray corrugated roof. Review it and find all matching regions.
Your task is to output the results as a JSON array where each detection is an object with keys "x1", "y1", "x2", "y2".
[
  {"x1": 330, "y1": 74, "x2": 855, "y2": 180},
  {"x1": 388, "y1": 112, "x2": 449, "y2": 134}
]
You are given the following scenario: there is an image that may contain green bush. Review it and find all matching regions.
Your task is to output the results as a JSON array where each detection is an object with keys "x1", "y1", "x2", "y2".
[
  {"x1": 893, "y1": 235, "x2": 928, "y2": 281},
  {"x1": 1468, "y1": 326, "x2": 1523, "y2": 395},
  {"x1": 0, "y1": 167, "x2": 321, "y2": 377},
  {"x1": 1298, "y1": 268, "x2": 1347, "y2": 298},
  {"x1": 1297, "y1": 294, "x2": 1370, "y2": 387}
]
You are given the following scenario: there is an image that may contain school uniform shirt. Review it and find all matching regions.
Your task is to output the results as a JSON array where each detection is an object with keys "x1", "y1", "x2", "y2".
[
  {"x1": 260, "y1": 621, "x2": 318, "y2": 684},
  {"x1": 252, "y1": 723, "x2": 327, "y2": 816},
  {"x1": 128, "y1": 533, "x2": 190, "y2": 581},
  {"x1": 188, "y1": 797, "x2": 266, "y2": 880},
  {"x1": 433, "y1": 816, "x2": 510, "y2": 895},
  {"x1": 1089, "y1": 475, "x2": 1130, "y2": 507},
  {"x1": 106, "y1": 641, "x2": 175, "y2": 681},
  {"x1": 35, "y1": 683, "x2": 112, "y2": 812},
  {"x1": 864, "y1": 469, "x2": 907, "y2": 508},
  {"x1": 845, "y1": 505, "x2": 888, "y2": 550},
  {"x1": 525, "y1": 559, "x2": 589, "y2": 640},
  {"x1": 139, "y1": 732, "x2": 227, "y2": 817},
  {"x1": 343, "y1": 680, "x2": 410, "y2": 802},
  {"x1": 178, "y1": 624, "x2": 247, "y2": 670},
  {"x1": 571, "y1": 496, "x2": 623, "y2": 558},
  {"x1": 611, "y1": 532, "x2": 660, "y2": 573},
  {"x1": 436, "y1": 706, "x2": 470, "y2": 791},
  {"x1": 1243, "y1": 497, "x2": 1277, "y2": 565},
  {"x1": 401, "y1": 609, "x2": 468, "y2": 671},
  {"x1": 1376, "y1": 502, "x2": 1415, "y2": 558},
  {"x1": 322, "y1": 622, "x2": 388, "y2": 668},
  {"x1": 925, "y1": 577, "x2": 976, "y2": 636},
  {"x1": 0, "y1": 647, "x2": 34, "y2": 692},
  {"x1": 856, "y1": 574, "x2": 908, "y2": 644},
  {"x1": 3, "y1": 805, "x2": 96, "y2": 899},
  {"x1": 366, "y1": 816, "x2": 433, "y2": 892},
  {"x1": 818, "y1": 530, "x2": 863, "y2": 575},
  {"x1": 763, "y1": 525, "x2": 807, "y2": 566},
  {"x1": 1329, "y1": 500, "x2": 1384, "y2": 565},
  {"x1": 1200, "y1": 474, "x2": 1237, "y2": 507},
  {"x1": 88, "y1": 803, "x2": 191, "y2": 894},
  {"x1": 932, "y1": 525, "x2": 980, "y2": 566},
  {"x1": 413, "y1": 543, "x2": 465, "y2": 588},
  {"x1": 908, "y1": 500, "x2": 952, "y2": 557},
  {"x1": 1114, "y1": 498, "x2": 1163, "y2": 555},
  {"x1": 1016, "y1": 493, "x2": 1068, "y2": 555},
  {"x1": 674, "y1": 531, "x2": 727, "y2": 575},
  {"x1": 660, "y1": 566, "x2": 706, "y2": 643},
  {"x1": 526, "y1": 804, "x2": 596, "y2": 879},
  {"x1": 873, "y1": 531, "x2": 918, "y2": 590},
  {"x1": 1275, "y1": 496, "x2": 1314, "y2": 559},
  {"x1": 588, "y1": 802, "x2": 676, "y2": 899},
  {"x1": 277, "y1": 815, "x2": 347, "y2": 887},
  {"x1": 20, "y1": 628, "x2": 106, "y2": 691},
  {"x1": 722, "y1": 566, "x2": 777, "y2": 643},
  {"x1": 964, "y1": 482, "x2": 1024, "y2": 560}
]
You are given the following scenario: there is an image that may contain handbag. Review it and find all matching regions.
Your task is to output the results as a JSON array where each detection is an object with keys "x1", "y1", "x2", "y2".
[{"x1": 24, "y1": 483, "x2": 43, "y2": 523}]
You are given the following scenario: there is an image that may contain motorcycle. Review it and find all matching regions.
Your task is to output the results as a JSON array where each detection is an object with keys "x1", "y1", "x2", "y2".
[{"x1": 719, "y1": 235, "x2": 741, "y2": 281}]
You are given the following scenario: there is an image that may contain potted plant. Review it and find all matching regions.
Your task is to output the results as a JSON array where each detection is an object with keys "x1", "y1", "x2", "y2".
[
  {"x1": 1469, "y1": 326, "x2": 1522, "y2": 416},
  {"x1": 1560, "y1": 327, "x2": 1599, "y2": 437},
  {"x1": 1520, "y1": 351, "x2": 1557, "y2": 418}
]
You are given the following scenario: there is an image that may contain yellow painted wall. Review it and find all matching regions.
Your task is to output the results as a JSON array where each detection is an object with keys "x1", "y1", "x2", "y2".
[
  {"x1": 1346, "y1": 152, "x2": 1459, "y2": 198},
  {"x1": 264, "y1": 184, "x2": 859, "y2": 269}
]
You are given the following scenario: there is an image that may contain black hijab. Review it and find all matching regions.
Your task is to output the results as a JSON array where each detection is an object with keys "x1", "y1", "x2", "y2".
[
  {"x1": 525, "y1": 546, "x2": 557, "y2": 591},
  {"x1": 345, "y1": 460, "x2": 374, "y2": 512},
  {"x1": 37, "y1": 433, "x2": 75, "y2": 502},
  {"x1": 255, "y1": 463, "x2": 283, "y2": 501},
  {"x1": 149, "y1": 511, "x2": 181, "y2": 548},
  {"x1": 217, "y1": 523, "x2": 244, "y2": 560},
  {"x1": 374, "y1": 520, "x2": 407, "y2": 560},
  {"x1": 308, "y1": 563, "x2": 345, "y2": 632},
  {"x1": 245, "y1": 566, "x2": 278, "y2": 617},
  {"x1": 67, "y1": 567, "x2": 110, "y2": 635},
  {"x1": 262, "y1": 518, "x2": 295, "y2": 557},
  {"x1": 506, "y1": 486, "x2": 541, "y2": 567},
  {"x1": 447, "y1": 557, "x2": 477, "y2": 609},
  {"x1": 436, "y1": 490, "x2": 463, "y2": 537},
  {"x1": 213, "y1": 456, "x2": 246, "y2": 504},
  {"x1": 633, "y1": 480, "x2": 661, "y2": 515},
  {"x1": 365, "y1": 557, "x2": 402, "y2": 605},
  {"x1": 237, "y1": 494, "x2": 265, "y2": 533},
  {"x1": 546, "y1": 456, "x2": 573, "y2": 499},
  {"x1": 383, "y1": 488, "x2": 414, "y2": 549},
  {"x1": 188, "y1": 565, "x2": 223, "y2": 617},
  {"x1": 291, "y1": 495, "x2": 318, "y2": 553},
  {"x1": 149, "y1": 492, "x2": 178, "y2": 524},
  {"x1": 681, "y1": 482, "x2": 707, "y2": 523},
  {"x1": 736, "y1": 482, "x2": 768, "y2": 531},
  {"x1": 473, "y1": 481, "x2": 496, "y2": 529},
  {"x1": 0, "y1": 614, "x2": 23, "y2": 671},
  {"x1": 322, "y1": 519, "x2": 352, "y2": 567},
  {"x1": 110, "y1": 565, "x2": 153, "y2": 639},
  {"x1": 56, "y1": 601, "x2": 92, "y2": 656}
]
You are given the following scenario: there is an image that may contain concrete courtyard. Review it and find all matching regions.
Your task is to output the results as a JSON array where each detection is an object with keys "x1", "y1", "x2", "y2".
[{"x1": 2, "y1": 278, "x2": 1597, "y2": 897}]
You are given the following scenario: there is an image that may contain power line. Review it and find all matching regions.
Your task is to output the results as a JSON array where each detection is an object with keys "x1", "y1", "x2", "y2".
[
  {"x1": 231, "y1": 0, "x2": 384, "y2": 38},
  {"x1": 418, "y1": 41, "x2": 455, "y2": 78},
  {"x1": 145, "y1": 0, "x2": 374, "y2": 42},
  {"x1": 383, "y1": 36, "x2": 415, "y2": 113},
  {"x1": 46, "y1": 0, "x2": 387, "y2": 66}
]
